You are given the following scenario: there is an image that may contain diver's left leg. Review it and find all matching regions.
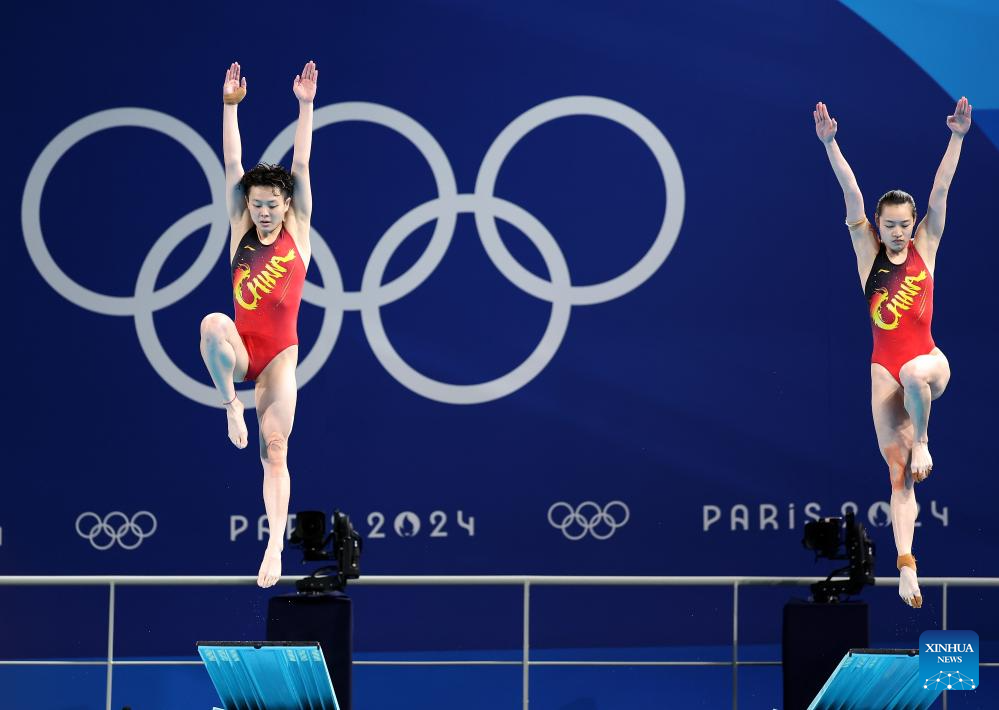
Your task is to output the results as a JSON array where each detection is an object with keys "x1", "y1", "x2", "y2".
[{"x1": 898, "y1": 348, "x2": 950, "y2": 482}]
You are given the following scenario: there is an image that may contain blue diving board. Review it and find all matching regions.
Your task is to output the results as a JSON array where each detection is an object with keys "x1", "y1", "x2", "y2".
[
  {"x1": 197, "y1": 641, "x2": 341, "y2": 710},
  {"x1": 808, "y1": 649, "x2": 941, "y2": 710}
]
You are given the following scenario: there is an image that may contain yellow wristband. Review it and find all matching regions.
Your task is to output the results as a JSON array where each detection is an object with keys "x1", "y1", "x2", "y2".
[
  {"x1": 223, "y1": 87, "x2": 246, "y2": 105},
  {"x1": 845, "y1": 217, "x2": 868, "y2": 230}
]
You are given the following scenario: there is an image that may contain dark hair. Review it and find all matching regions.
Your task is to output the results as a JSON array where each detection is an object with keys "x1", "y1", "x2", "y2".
[
  {"x1": 875, "y1": 189, "x2": 917, "y2": 223},
  {"x1": 239, "y1": 163, "x2": 294, "y2": 200}
]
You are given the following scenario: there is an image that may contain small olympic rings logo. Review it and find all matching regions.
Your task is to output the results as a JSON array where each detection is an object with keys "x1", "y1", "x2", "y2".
[
  {"x1": 75, "y1": 511, "x2": 158, "y2": 550},
  {"x1": 23, "y1": 97, "x2": 684, "y2": 406},
  {"x1": 547, "y1": 501, "x2": 630, "y2": 540}
]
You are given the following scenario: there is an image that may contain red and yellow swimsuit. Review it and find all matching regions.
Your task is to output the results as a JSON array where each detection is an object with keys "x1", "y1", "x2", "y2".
[
  {"x1": 231, "y1": 226, "x2": 305, "y2": 381},
  {"x1": 864, "y1": 242, "x2": 935, "y2": 383}
]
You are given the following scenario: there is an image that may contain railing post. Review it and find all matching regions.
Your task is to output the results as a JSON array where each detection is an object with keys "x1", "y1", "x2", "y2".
[
  {"x1": 106, "y1": 581, "x2": 116, "y2": 710},
  {"x1": 942, "y1": 582, "x2": 948, "y2": 630},
  {"x1": 732, "y1": 581, "x2": 739, "y2": 710},
  {"x1": 523, "y1": 581, "x2": 531, "y2": 710},
  {"x1": 942, "y1": 583, "x2": 948, "y2": 710}
]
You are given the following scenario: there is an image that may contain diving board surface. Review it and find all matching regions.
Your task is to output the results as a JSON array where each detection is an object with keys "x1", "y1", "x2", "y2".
[
  {"x1": 198, "y1": 641, "x2": 340, "y2": 710},
  {"x1": 808, "y1": 649, "x2": 940, "y2": 710}
]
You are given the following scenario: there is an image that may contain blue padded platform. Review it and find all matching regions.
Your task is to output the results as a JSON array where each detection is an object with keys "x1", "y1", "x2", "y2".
[
  {"x1": 808, "y1": 649, "x2": 941, "y2": 710},
  {"x1": 198, "y1": 641, "x2": 340, "y2": 710}
]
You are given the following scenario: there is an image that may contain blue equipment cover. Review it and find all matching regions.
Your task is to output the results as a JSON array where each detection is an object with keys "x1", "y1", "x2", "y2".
[
  {"x1": 808, "y1": 649, "x2": 941, "y2": 710},
  {"x1": 197, "y1": 641, "x2": 340, "y2": 710}
]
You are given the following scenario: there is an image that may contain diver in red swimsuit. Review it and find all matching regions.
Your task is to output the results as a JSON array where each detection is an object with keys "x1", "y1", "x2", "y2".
[
  {"x1": 815, "y1": 97, "x2": 972, "y2": 608},
  {"x1": 865, "y1": 231, "x2": 935, "y2": 384},
  {"x1": 199, "y1": 60, "x2": 318, "y2": 588},
  {"x1": 231, "y1": 223, "x2": 305, "y2": 382}
]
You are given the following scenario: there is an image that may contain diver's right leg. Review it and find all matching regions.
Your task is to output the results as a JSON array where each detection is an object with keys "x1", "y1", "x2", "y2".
[
  {"x1": 253, "y1": 347, "x2": 298, "y2": 588},
  {"x1": 199, "y1": 313, "x2": 250, "y2": 449},
  {"x1": 871, "y1": 364, "x2": 921, "y2": 608}
]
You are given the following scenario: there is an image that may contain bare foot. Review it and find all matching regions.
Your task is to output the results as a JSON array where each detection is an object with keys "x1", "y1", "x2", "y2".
[
  {"x1": 899, "y1": 566, "x2": 922, "y2": 608},
  {"x1": 257, "y1": 547, "x2": 282, "y2": 588},
  {"x1": 911, "y1": 441, "x2": 933, "y2": 482},
  {"x1": 224, "y1": 397, "x2": 248, "y2": 449}
]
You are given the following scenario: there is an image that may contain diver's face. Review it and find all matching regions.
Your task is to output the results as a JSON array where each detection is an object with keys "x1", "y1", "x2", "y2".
[
  {"x1": 877, "y1": 203, "x2": 915, "y2": 253},
  {"x1": 246, "y1": 186, "x2": 290, "y2": 234}
]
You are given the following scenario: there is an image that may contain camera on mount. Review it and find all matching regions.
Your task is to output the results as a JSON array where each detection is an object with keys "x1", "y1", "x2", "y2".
[
  {"x1": 802, "y1": 511, "x2": 876, "y2": 603},
  {"x1": 289, "y1": 510, "x2": 363, "y2": 594}
]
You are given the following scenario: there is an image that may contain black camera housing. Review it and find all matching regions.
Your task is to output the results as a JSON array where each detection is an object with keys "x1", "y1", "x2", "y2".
[
  {"x1": 289, "y1": 510, "x2": 363, "y2": 593},
  {"x1": 802, "y1": 512, "x2": 876, "y2": 603}
]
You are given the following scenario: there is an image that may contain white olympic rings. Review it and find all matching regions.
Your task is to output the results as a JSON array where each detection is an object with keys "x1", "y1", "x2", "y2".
[
  {"x1": 547, "y1": 500, "x2": 631, "y2": 540},
  {"x1": 75, "y1": 511, "x2": 158, "y2": 550},
  {"x1": 23, "y1": 97, "x2": 684, "y2": 406}
]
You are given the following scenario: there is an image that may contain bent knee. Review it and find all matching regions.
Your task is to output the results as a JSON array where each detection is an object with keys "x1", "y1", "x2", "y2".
[
  {"x1": 200, "y1": 313, "x2": 231, "y2": 341},
  {"x1": 261, "y1": 433, "x2": 289, "y2": 465},
  {"x1": 900, "y1": 354, "x2": 950, "y2": 390},
  {"x1": 898, "y1": 362, "x2": 930, "y2": 389}
]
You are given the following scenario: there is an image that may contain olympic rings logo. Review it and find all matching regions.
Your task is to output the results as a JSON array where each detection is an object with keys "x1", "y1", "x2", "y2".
[
  {"x1": 23, "y1": 97, "x2": 684, "y2": 406},
  {"x1": 75, "y1": 511, "x2": 158, "y2": 550},
  {"x1": 547, "y1": 501, "x2": 630, "y2": 541}
]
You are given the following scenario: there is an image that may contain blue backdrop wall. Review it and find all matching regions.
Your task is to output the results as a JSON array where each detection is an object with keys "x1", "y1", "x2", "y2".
[{"x1": 3, "y1": 0, "x2": 999, "y2": 694}]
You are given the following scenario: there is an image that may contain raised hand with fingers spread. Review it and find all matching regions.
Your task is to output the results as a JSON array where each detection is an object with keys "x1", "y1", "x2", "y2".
[
  {"x1": 813, "y1": 101, "x2": 837, "y2": 144},
  {"x1": 223, "y1": 62, "x2": 247, "y2": 105},
  {"x1": 293, "y1": 60, "x2": 318, "y2": 103},
  {"x1": 946, "y1": 96, "x2": 972, "y2": 136}
]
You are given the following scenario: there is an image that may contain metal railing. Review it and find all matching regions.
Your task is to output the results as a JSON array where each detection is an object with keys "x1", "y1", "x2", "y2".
[{"x1": 1, "y1": 575, "x2": 996, "y2": 710}]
